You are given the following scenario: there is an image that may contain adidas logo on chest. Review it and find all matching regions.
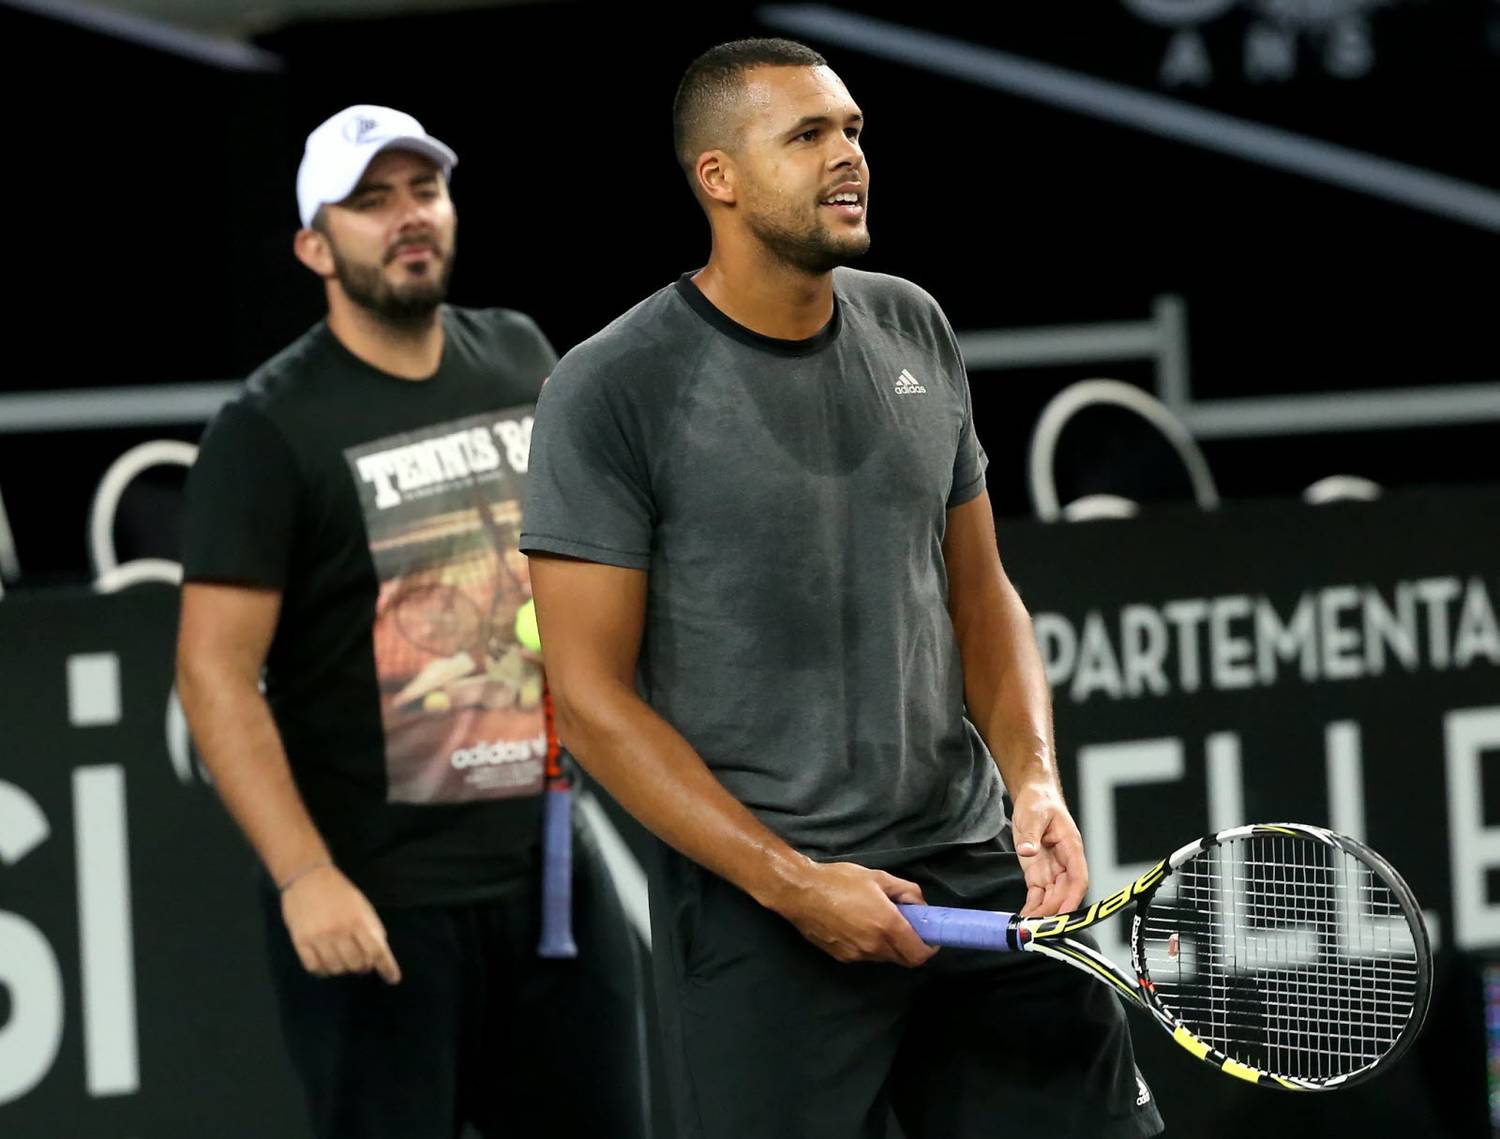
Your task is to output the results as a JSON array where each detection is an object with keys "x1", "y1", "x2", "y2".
[{"x1": 893, "y1": 368, "x2": 927, "y2": 395}]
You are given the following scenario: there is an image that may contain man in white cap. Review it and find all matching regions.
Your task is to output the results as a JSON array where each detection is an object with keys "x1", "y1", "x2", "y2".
[
  {"x1": 291, "y1": 104, "x2": 462, "y2": 349},
  {"x1": 175, "y1": 105, "x2": 639, "y2": 1139}
]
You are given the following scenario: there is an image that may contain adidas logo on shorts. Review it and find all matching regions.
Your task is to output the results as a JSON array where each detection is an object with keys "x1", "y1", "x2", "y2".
[
  {"x1": 1135, "y1": 1071, "x2": 1152, "y2": 1107},
  {"x1": 894, "y1": 368, "x2": 927, "y2": 394}
]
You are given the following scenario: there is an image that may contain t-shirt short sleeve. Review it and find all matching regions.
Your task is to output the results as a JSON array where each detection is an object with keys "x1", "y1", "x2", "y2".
[
  {"x1": 950, "y1": 377, "x2": 988, "y2": 508},
  {"x1": 512, "y1": 312, "x2": 560, "y2": 380},
  {"x1": 936, "y1": 307, "x2": 988, "y2": 508},
  {"x1": 180, "y1": 400, "x2": 301, "y2": 588},
  {"x1": 520, "y1": 364, "x2": 654, "y2": 570}
]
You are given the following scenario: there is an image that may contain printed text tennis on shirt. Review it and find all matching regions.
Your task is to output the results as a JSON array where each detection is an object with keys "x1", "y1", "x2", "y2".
[{"x1": 356, "y1": 418, "x2": 533, "y2": 510}]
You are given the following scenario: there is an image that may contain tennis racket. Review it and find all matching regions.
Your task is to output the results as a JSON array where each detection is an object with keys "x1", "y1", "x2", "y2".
[
  {"x1": 537, "y1": 684, "x2": 578, "y2": 958},
  {"x1": 899, "y1": 823, "x2": 1430, "y2": 1091},
  {"x1": 392, "y1": 580, "x2": 484, "y2": 657},
  {"x1": 389, "y1": 492, "x2": 527, "y2": 660},
  {"x1": 470, "y1": 490, "x2": 576, "y2": 957}
]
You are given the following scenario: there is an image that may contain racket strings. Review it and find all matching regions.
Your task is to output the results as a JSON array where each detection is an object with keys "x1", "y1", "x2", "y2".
[
  {"x1": 1138, "y1": 833, "x2": 1421, "y2": 1082},
  {"x1": 387, "y1": 548, "x2": 493, "y2": 653},
  {"x1": 373, "y1": 513, "x2": 508, "y2": 675}
]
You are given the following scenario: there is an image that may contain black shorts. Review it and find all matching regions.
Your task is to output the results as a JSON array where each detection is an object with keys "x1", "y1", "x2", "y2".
[
  {"x1": 649, "y1": 837, "x2": 1165, "y2": 1139},
  {"x1": 260, "y1": 828, "x2": 647, "y2": 1139}
]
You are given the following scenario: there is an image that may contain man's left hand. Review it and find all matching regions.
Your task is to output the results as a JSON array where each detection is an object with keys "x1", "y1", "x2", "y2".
[{"x1": 1010, "y1": 784, "x2": 1088, "y2": 918}]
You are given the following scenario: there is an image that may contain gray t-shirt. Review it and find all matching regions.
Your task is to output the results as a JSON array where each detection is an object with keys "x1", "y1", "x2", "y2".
[{"x1": 521, "y1": 268, "x2": 1005, "y2": 864}]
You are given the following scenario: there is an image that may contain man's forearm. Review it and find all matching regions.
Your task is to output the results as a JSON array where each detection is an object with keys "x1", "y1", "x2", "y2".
[
  {"x1": 176, "y1": 662, "x2": 330, "y2": 885},
  {"x1": 551, "y1": 679, "x2": 811, "y2": 908},
  {"x1": 955, "y1": 575, "x2": 1060, "y2": 797}
]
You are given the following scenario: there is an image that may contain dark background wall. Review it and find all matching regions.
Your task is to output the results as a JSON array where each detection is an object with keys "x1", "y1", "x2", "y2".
[
  {"x1": 1, "y1": 3, "x2": 1498, "y2": 1136},
  {"x1": 2, "y1": 0, "x2": 1496, "y2": 582}
]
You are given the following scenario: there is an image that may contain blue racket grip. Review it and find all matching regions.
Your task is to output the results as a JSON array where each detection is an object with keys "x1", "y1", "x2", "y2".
[
  {"x1": 899, "y1": 904, "x2": 1017, "y2": 951},
  {"x1": 537, "y1": 787, "x2": 578, "y2": 958}
]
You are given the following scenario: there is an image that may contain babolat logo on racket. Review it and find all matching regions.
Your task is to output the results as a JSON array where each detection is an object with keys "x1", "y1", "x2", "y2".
[{"x1": 1028, "y1": 859, "x2": 1168, "y2": 940}]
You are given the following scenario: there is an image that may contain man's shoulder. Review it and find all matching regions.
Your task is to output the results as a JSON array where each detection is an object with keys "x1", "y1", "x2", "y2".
[
  {"x1": 834, "y1": 267, "x2": 947, "y2": 328},
  {"x1": 547, "y1": 280, "x2": 702, "y2": 395},
  {"x1": 834, "y1": 268, "x2": 964, "y2": 374},
  {"x1": 443, "y1": 304, "x2": 549, "y2": 351},
  {"x1": 241, "y1": 322, "x2": 332, "y2": 409},
  {"x1": 230, "y1": 320, "x2": 366, "y2": 458}
]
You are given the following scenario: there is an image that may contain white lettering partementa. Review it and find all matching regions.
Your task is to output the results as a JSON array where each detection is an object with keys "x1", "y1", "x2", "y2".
[{"x1": 1036, "y1": 576, "x2": 1500, "y2": 703}]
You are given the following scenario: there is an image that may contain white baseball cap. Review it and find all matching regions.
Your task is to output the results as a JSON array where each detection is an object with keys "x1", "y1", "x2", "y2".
[{"x1": 295, "y1": 104, "x2": 458, "y2": 228}]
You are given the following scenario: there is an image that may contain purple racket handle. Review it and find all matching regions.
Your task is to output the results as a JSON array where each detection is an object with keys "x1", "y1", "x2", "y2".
[
  {"x1": 899, "y1": 904, "x2": 1019, "y2": 951},
  {"x1": 537, "y1": 786, "x2": 578, "y2": 958}
]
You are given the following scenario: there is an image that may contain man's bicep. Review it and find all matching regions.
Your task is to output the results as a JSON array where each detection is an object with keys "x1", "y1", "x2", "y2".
[
  {"x1": 529, "y1": 554, "x2": 647, "y2": 690},
  {"x1": 177, "y1": 581, "x2": 283, "y2": 683},
  {"x1": 943, "y1": 489, "x2": 1008, "y2": 614}
]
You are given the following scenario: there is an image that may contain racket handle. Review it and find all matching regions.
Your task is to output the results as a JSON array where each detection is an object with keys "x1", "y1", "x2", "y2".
[
  {"x1": 537, "y1": 787, "x2": 578, "y2": 959},
  {"x1": 899, "y1": 904, "x2": 1017, "y2": 951}
]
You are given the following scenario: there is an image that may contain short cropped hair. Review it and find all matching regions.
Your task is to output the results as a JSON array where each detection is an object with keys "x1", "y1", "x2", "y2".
[{"x1": 672, "y1": 38, "x2": 828, "y2": 180}]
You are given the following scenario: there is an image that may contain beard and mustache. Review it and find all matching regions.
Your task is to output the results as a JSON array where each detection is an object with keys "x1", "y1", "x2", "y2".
[
  {"x1": 743, "y1": 186, "x2": 871, "y2": 276},
  {"x1": 328, "y1": 232, "x2": 456, "y2": 329}
]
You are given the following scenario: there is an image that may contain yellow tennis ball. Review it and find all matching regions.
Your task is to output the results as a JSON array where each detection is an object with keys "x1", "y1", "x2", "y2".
[{"x1": 515, "y1": 598, "x2": 542, "y2": 652}]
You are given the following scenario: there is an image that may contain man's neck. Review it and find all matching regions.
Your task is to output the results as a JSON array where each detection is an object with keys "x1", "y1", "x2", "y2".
[
  {"x1": 693, "y1": 239, "x2": 835, "y2": 342},
  {"x1": 326, "y1": 297, "x2": 444, "y2": 380}
]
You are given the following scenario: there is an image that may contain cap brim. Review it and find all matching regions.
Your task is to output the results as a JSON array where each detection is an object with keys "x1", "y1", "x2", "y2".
[
  {"x1": 297, "y1": 130, "x2": 461, "y2": 228},
  {"x1": 324, "y1": 135, "x2": 459, "y2": 212},
  {"x1": 368, "y1": 134, "x2": 458, "y2": 176}
]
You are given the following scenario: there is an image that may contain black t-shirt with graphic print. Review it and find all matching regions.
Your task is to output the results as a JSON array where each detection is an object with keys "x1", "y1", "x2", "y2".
[
  {"x1": 521, "y1": 269, "x2": 1006, "y2": 866},
  {"x1": 181, "y1": 307, "x2": 555, "y2": 907}
]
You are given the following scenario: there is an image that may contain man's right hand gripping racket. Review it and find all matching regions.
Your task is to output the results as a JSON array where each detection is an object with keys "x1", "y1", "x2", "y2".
[{"x1": 901, "y1": 823, "x2": 1431, "y2": 1091}]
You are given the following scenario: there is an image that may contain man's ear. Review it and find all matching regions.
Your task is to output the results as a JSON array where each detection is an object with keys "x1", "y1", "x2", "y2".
[
  {"x1": 697, "y1": 150, "x2": 737, "y2": 207},
  {"x1": 293, "y1": 226, "x2": 335, "y2": 277}
]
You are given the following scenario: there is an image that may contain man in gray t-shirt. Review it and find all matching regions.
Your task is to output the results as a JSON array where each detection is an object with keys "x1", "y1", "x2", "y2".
[
  {"x1": 522, "y1": 262, "x2": 1001, "y2": 863},
  {"x1": 522, "y1": 37, "x2": 1162, "y2": 1139}
]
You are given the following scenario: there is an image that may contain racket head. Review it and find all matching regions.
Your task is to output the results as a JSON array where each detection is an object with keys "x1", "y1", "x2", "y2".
[
  {"x1": 1130, "y1": 823, "x2": 1432, "y2": 1091},
  {"x1": 391, "y1": 582, "x2": 484, "y2": 656}
]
